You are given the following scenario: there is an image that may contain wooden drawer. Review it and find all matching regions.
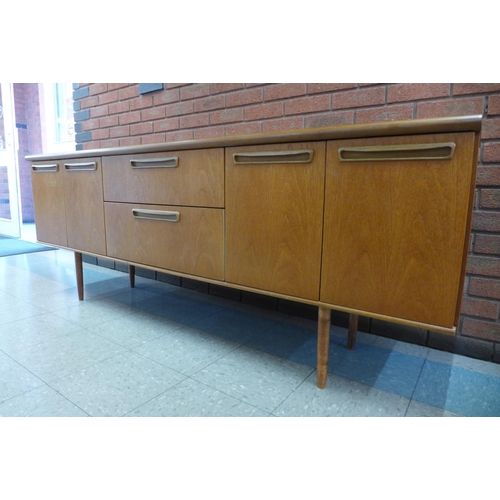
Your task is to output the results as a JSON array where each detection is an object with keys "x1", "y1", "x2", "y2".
[
  {"x1": 105, "y1": 202, "x2": 224, "y2": 280},
  {"x1": 225, "y1": 142, "x2": 326, "y2": 300},
  {"x1": 102, "y1": 148, "x2": 224, "y2": 207}
]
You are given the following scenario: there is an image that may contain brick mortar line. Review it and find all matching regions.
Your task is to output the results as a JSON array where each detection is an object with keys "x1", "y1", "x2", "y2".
[
  {"x1": 460, "y1": 314, "x2": 500, "y2": 322},
  {"x1": 462, "y1": 293, "x2": 500, "y2": 302},
  {"x1": 466, "y1": 292, "x2": 500, "y2": 301}
]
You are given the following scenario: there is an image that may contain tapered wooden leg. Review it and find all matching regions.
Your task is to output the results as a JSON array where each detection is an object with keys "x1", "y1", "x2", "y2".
[
  {"x1": 347, "y1": 314, "x2": 359, "y2": 350},
  {"x1": 317, "y1": 306, "x2": 332, "y2": 389},
  {"x1": 74, "y1": 252, "x2": 84, "y2": 301},
  {"x1": 129, "y1": 265, "x2": 135, "y2": 288}
]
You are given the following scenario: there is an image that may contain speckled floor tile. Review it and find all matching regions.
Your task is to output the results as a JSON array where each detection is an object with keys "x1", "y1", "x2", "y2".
[
  {"x1": 426, "y1": 349, "x2": 500, "y2": 378},
  {"x1": 328, "y1": 343, "x2": 425, "y2": 399},
  {"x1": 412, "y1": 360, "x2": 500, "y2": 417},
  {"x1": 53, "y1": 297, "x2": 137, "y2": 328},
  {"x1": 192, "y1": 346, "x2": 314, "y2": 413},
  {"x1": 25, "y1": 287, "x2": 103, "y2": 311},
  {"x1": 105, "y1": 287, "x2": 167, "y2": 310},
  {"x1": 10, "y1": 330, "x2": 127, "y2": 383},
  {"x1": 51, "y1": 351, "x2": 186, "y2": 417},
  {"x1": 142, "y1": 294, "x2": 223, "y2": 325},
  {"x1": 88, "y1": 311, "x2": 183, "y2": 349},
  {"x1": 133, "y1": 326, "x2": 239, "y2": 375},
  {"x1": 245, "y1": 321, "x2": 344, "y2": 368},
  {"x1": 0, "y1": 385, "x2": 88, "y2": 417},
  {"x1": 0, "y1": 292, "x2": 45, "y2": 325},
  {"x1": 355, "y1": 331, "x2": 430, "y2": 359},
  {"x1": 82, "y1": 275, "x2": 151, "y2": 298},
  {"x1": 0, "y1": 312, "x2": 83, "y2": 356},
  {"x1": 0, "y1": 270, "x2": 72, "y2": 299},
  {"x1": 273, "y1": 371, "x2": 409, "y2": 417},
  {"x1": 189, "y1": 307, "x2": 283, "y2": 344},
  {"x1": 405, "y1": 400, "x2": 462, "y2": 417},
  {"x1": 126, "y1": 378, "x2": 268, "y2": 417},
  {"x1": 0, "y1": 353, "x2": 44, "y2": 403}
]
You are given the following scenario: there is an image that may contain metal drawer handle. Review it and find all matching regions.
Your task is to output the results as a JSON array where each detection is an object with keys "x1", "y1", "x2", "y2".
[
  {"x1": 233, "y1": 150, "x2": 314, "y2": 164},
  {"x1": 132, "y1": 209, "x2": 180, "y2": 222},
  {"x1": 130, "y1": 157, "x2": 179, "y2": 168},
  {"x1": 338, "y1": 143, "x2": 456, "y2": 162},
  {"x1": 64, "y1": 162, "x2": 97, "y2": 171},
  {"x1": 31, "y1": 164, "x2": 58, "y2": 172}
]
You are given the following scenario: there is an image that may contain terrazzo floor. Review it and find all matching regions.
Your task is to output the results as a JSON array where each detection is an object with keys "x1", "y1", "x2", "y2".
[{"x1": 1, "y1": 244, "x2": 500, "y2": 417}]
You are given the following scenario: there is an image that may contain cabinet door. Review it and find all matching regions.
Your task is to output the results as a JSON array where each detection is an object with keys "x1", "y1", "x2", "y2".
[
  {"x1": 31, "y1": 161, "x2": 67, "y2": 246},
  {"x1": 225, "y1": 142, "x2": 326, "y2": 300},
  {"x1": 321, "y1": 132, "x2": 476, "y2": 329},
  {"x1": 62, "y1": 157, "x2": 106, "y2": 255}
]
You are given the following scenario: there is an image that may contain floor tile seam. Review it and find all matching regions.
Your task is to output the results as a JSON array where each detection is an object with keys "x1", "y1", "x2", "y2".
[
  {"x1": 128, "y1": 347, "x2": 194, "y2": 379},
  {"x1": 138, "y1": 333, "x2": 247, "y2": 378},
  {"x1": 89, "y1": 328, "x2": 187, "y2": 351},
  {"x1": 404, "y1": 357, "x2": 471, "y2": 416},
  {"x1": 0, "y1": 309, "x2": 47, "y2": 327},
  {"x1": 326, "y1": 357, "x2": 424, "y2": 402},
  {"x1": 121, "y1": 375, "x2": 270, "y2": 417},
  {"x1": 269, "y1": 369, "x2": 317, "y2": 416},
  {"x1": 0, "y1": 287, "x2": 29, "y2": 300},
  {"x1": 0, "y1": 352, "x2": 49, "y2": 403},
  {"x1": 183, "y1": 374, "x2": 273, "y2": 415},
  {"x1": 428, "y1": 356, "x2": 500, "y2": 380},
  {"x1": 105, "y1": 376, "x2": 191, "y2": 418},
  {"x1": 49, "y1": 305, "x2": 138, "y2": 327},
  {"x1": 327, "y1": 366, "x2": 414, "y2": 415},
  {"x1": 38, "y1": 346, "x2": 133, "y2": 386},
  {"x1": 182, "y1": 344, "x2": 314, "y2": 415},
  {"x1": 0, "y1": 383, "x2": 50, "y2": 408},
  {"x1": 0, "y1": 349, "x2": 47, "y2": 382},
  {"x1": 40, "y1": 381, "x2": 93, "y2": 417},
  {"x1": 268, "y1": 367, "x2": 415, "y2": 417},
  {"x1": 420, "y1": 341, "x2": 500, "y2": 377},
  {"x1": 186, "y1": 375, "x2": 273, "y2": 416},
  {"x1": 80, "y1": 326, "x2": 148, "y2": 350},
  {"x1": 81, "y1": 309, "x2": 188, "y2": 339}
]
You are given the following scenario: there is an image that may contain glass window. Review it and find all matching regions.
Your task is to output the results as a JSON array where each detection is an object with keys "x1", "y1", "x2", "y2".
[{"x1": 53, "y1": 83, "x2": 74, "y2": 144}]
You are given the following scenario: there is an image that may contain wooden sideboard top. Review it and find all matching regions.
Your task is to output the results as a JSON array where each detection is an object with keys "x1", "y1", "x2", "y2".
[{"x1": 26, "y1": 115, "x2": 482, "y2": 161}]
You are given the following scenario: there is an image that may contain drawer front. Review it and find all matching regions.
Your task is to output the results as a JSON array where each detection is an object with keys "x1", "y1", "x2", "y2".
[
  {"x1": 102, "y1": 148, "x2": 224, "y2": 207},
  {"x1": 31, "y1": 161, "x2": 67, "y2": 246},
  {"x1": 321, "y1": 132, "x2": 476, "y2": 329},
  {"x1": 225, "y1": 142, "x2": 326, "y2": 300},
  {"x1": 105, "y1": 202, "x2": 224, "y2": 280}
]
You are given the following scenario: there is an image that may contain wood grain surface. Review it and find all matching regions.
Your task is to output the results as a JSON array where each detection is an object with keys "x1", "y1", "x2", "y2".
[
  {"x1": 320, "y1": 132, "x2": 476, "y2": 328},
  {"x1": 225, "y1": 142, "x2": 326, "y2": 300},
  {"x1": 105, "y1": 202, "x2": 224, "y2": 280}
]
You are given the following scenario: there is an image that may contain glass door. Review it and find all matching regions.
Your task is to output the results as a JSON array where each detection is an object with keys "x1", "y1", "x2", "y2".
[{"x1": 0, "y1": 83, "x2": 21, "y2": 237}]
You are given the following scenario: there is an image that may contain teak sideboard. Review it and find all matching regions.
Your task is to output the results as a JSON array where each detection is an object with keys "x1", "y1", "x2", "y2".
[{"x1": 27, "y1": 115, "x2": 482, "y2": 388}]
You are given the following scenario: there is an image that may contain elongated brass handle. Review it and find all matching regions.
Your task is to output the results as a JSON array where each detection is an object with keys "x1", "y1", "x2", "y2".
[
  {"x1": 130, "y1": 157, "x2": 179, "y2": 168},
  {"x1": 64, "y1": 162, "x2": 97, "y2": 171},
  {"x1": 132, "y1": 209, "x2": 180, "y2": 222},
  {"x1": 338, "y1": 143, "x2": 456, "y2": 162},
  {"x1": 233, "y1": 150, "x2": 314, "y2": 164},
  {"x1": 32, "y1": 164, "x2": 59, "y2": 172}
]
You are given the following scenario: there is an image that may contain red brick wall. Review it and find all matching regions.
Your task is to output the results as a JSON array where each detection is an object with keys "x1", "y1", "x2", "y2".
[{"x1": 74, "y1": 83, "x2": 500, "y2": 359}]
